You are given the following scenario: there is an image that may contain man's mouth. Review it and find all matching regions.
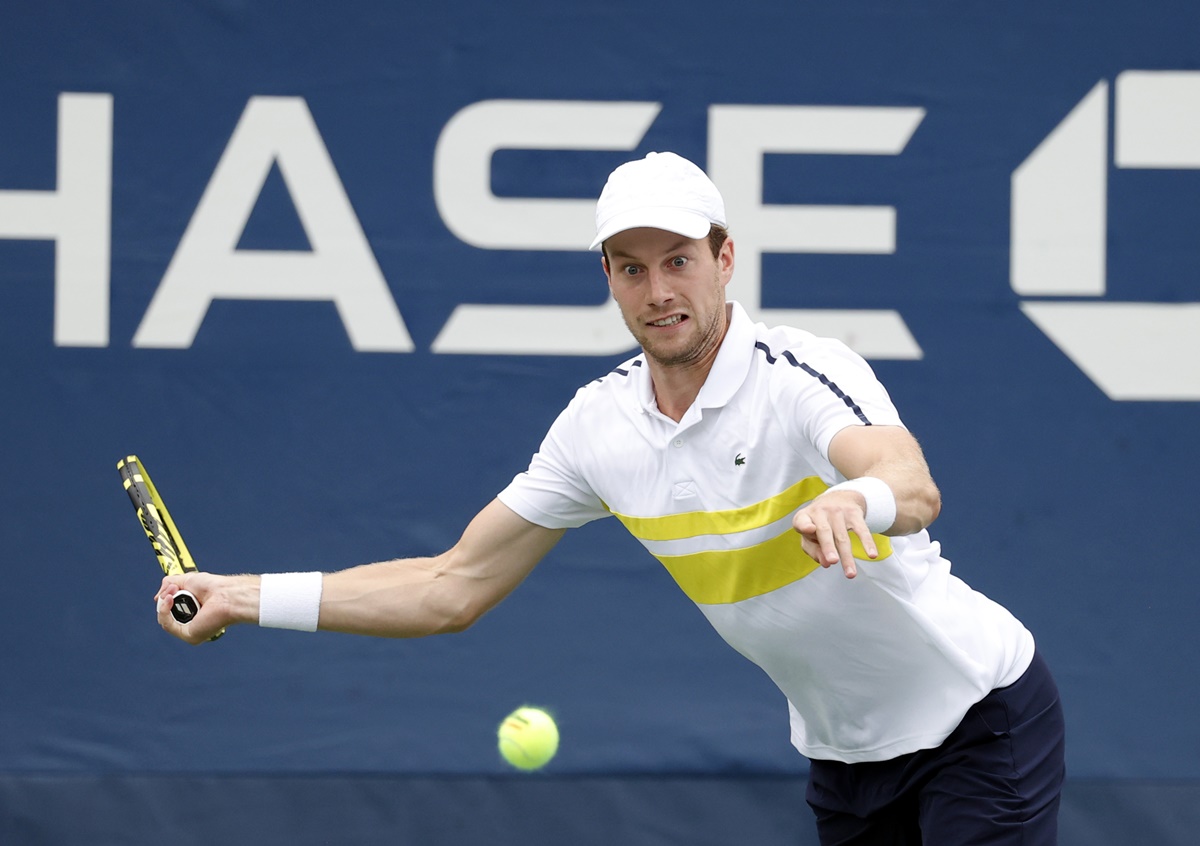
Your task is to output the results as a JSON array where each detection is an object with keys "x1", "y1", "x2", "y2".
[{"x1": 648, "y1": 314, "x2": 686, "y2": 327}]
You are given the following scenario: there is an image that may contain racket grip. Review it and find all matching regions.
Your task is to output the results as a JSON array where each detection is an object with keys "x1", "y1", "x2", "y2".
[{"x1": 169, "y1": 589, "x2": 200, "y2": 624}]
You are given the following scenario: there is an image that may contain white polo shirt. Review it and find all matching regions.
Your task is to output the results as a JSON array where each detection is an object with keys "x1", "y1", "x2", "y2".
[{"x1": 498, "y1": 301, "x2": 1034, "y2": 764}]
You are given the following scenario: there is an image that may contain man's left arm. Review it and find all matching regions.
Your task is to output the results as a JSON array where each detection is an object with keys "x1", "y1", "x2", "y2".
[{"x1": 792, "y1": 425, "x2": 942, "y2": 578}]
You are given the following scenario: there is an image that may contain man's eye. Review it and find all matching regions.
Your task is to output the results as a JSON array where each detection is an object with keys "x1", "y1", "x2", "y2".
[
  {"x1": 624, "y1": 265, "x2": 641, "y2": 276},
  {"x1": 670, "y1": 256, "x2": 688, "y2": 267}
]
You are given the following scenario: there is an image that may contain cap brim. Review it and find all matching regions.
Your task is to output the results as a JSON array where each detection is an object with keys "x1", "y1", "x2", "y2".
[{"x1": 589, "y1": 208, "x2": 715, "y2": 251}]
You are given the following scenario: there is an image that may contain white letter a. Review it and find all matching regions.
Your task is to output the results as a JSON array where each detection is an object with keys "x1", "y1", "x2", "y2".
[{"x1": 134, "y1": 97, "x2": 412, "y2": 351}]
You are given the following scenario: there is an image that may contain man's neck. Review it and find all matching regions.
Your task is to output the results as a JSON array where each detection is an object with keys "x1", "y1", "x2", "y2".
[
  {"x1": 646, "y1": 304, "x2": 733, "y2": 423},
  {"x1": 648, "y1": 363, "x2": 711, "y2": 423}
]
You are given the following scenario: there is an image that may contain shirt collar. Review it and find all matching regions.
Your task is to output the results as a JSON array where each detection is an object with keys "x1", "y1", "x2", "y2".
[
  {"x1": 693, "y1": 301, "x2": 756, "y2": 410},
  {"x1": 633, "y1": 301, "x2": 756, "y2": 416}
]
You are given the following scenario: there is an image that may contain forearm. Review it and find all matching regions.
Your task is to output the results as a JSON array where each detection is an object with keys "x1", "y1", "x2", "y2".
[
  {"x1": 826, "y1": 424, "x2": 941, "y2": 536},
  {"x1": 156, "y1": 499, "x2": 562, "y2": 645},
  {"x1": 160, "y1": 555, "x2": 498, "y2": 644},
  {"x1": 793, "y1": 427, "x2": 941, "y2": 580},
  {"x1": 856, "y1": 454, "x2": 941, "y2": 536},
  {"x1": 317, "y1": 552, "x2": 493, "y2": 638}
]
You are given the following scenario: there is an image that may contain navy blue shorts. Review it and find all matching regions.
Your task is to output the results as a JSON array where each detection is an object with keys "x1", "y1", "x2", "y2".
[{"x1": 805, "y1": 651, "x2": 1066, "y2": 845}]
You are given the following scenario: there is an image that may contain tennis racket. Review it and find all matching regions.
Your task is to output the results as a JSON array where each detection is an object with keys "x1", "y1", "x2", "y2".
[{"x1": 117, "y1": 455, "x2": 223, "y2": 637}]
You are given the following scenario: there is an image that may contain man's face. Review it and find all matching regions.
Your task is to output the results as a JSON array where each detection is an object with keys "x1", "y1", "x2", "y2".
[{"x1": 603, "y1": 227, "x2": 734, "y2": 368}]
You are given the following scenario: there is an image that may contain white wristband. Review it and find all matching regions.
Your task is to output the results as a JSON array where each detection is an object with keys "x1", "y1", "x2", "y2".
[
  {"x1": 827, "y1": 477, "x2": 897, "y2": 534},
  {"x1": 258, "y1": 572, "x2": 324, "y2": 631}
]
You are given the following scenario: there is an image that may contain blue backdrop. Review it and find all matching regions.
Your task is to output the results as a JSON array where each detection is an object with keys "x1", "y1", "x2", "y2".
[{"x1": 2, "y1": 1, "x2": 1198, "y2": 843}]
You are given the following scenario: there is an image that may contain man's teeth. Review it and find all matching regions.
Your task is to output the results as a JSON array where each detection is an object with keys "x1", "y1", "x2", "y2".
[{"x1": 650, "y1": 315, "x2": 683, "y2": 327}]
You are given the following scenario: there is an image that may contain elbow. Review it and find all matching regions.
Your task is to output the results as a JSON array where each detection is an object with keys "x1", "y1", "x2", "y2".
[
  {"x1": 924, "y1": 481, "x2": 942, "y2": 527},
  {"x1": 438, "y1": 605, "x2": 483, "y2": 634},
  {"x1": 430, "y1": 590, "x2": 494, "y2": 635},
  {"x1": 889, "y1": 479, "x2": 941, "y2": 536}
]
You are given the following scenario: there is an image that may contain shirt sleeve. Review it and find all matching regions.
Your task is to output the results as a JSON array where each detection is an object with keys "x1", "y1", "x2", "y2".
[
  {"x1": 497, "y1": 399, "x2": 612, "y2": 530},
  {"x1": 769, "y1": 336, "x2": 906, "y2": 463}
]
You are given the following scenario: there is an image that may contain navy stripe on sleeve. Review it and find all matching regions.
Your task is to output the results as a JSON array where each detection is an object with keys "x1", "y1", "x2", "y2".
[
  {"x1": 612, "y1": 359, "x2": 643, "y2": 378},
  {"x1": 755, "y1": 342, "x2": 872, "y2": 425},
  {"x1": 598, "y1": 357, "x2": 644, "y2": 383}
]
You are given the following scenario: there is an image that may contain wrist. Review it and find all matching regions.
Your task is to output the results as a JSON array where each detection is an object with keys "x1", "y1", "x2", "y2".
[
  {"x1": 227, "y1": 575, "x2": 266, "y2": 625},
  {"x1": 258, "y1": 572, "x2": 324, "y2": 631},
  {"x1": 827, "y1": 476, "x2": 897, "y2": 533}
]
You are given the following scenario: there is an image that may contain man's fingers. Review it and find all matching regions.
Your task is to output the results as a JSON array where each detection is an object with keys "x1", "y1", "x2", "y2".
[
  {"x1": 156, "y1": 587, "x2": 181, "y2": 627},
  {"x1": 794, "y1": 511, "x2": 828, "y2": 566},
  {"x1": 796, "y1": 510, "x2": 851, "y2": 572},
  {"x1": 824, "y1": 513, "x2": 857, "y2": 579},
  {"x1": 794, "y1": 492, "x2": 882, "y2": 579},
  {"x1": 834, "y1": 533, "x2": 857, "y2": 578},
  {"x1": 812, "y1": 519, "x2": 840, "y2": 568},
  {"x1": 841, "y1": 515, "x2": 878, "y2": 578},
  {"x1": 156, "y1": 574, "x2": 189, "y2": 601},
  {"x1": 155, "y1": 577, "x2": 201, "y2": 642},
  {"x1": 848, "y1": 514, "x2": 879, "y2": 560}
]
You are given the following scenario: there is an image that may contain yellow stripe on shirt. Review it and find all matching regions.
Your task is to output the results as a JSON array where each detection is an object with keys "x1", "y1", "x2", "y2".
[
  {"x1": 610, "y1": 476, "x2": 831, "y2": 541},
  {"x1": 652, "y1": 529, "x2": 892, "y2": 605},
  {"x1": 610, "y1": 476, "x2": 894, "y2": 604}
]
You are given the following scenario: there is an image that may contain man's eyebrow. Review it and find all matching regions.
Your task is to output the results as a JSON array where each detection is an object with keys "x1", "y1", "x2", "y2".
[{"x1": 608, "y1": 238, "x2": 694, "y2": 260}]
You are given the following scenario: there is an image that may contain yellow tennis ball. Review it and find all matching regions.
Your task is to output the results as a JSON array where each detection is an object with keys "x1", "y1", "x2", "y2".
[{"x1": 497, "y1": 706, "x2": 559, "y2": 771}]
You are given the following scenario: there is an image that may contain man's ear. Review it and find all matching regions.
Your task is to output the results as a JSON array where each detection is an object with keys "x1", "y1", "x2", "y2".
[{"x1": 719, "y1": 236, "x2": 735, "y2": 287}]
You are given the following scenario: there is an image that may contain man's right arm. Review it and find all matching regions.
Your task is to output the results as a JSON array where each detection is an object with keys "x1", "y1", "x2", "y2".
[{"x1": 155, "y1": 499, "x2": 565, "y2": 644}]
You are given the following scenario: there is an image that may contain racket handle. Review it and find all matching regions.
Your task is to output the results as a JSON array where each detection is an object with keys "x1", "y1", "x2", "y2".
[{"x1": 169, "y1": 589, "x2": 200, "y2": 624}]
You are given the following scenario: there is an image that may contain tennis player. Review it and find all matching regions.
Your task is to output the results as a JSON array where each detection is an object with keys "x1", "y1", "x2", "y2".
[{"x1": 157, "y1": 151, "x2": 1065, "y2": 845}]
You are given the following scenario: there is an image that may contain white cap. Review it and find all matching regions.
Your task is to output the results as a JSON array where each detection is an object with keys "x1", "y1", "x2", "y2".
[{"x1": 589, "y1": 152, "x2": 726, "y2": 251}]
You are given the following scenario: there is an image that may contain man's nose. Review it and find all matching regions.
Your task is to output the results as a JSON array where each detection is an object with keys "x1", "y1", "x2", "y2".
[{"x1": 646, "y1": 268, "x2": 675, "y2": 305}]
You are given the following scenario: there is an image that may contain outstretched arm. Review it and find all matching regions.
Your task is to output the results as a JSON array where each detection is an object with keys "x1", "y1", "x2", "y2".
[
  {"x1": 156, "y1": 499, "x2": 565, "y2": 644},
  {"x1": 792, "y1": 425, "x2": 941, "y2": 579}
]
